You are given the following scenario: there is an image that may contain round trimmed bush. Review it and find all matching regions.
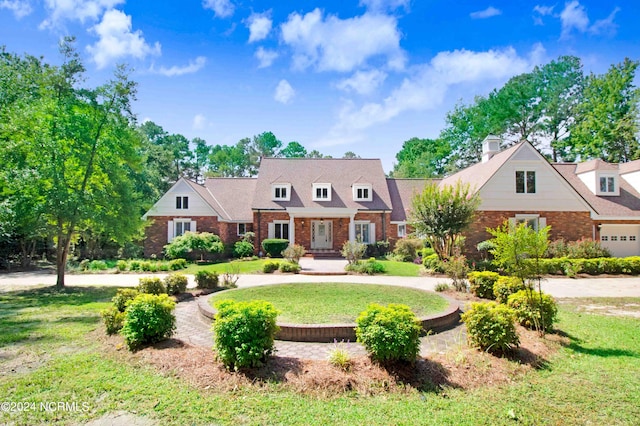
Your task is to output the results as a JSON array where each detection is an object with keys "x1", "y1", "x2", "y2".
[
  {"x1": 355, "y1": 303, "x2": 421, "y2": 363},
  {"x1": 261, "y1": 239, "x2": 289, "y2": 257},
  {"x1": 422, "y1": 254, "x2": 443, "y2": 272},
  {"x1": 212, "y1": 299, "x2": 280, "y2": 370},
  {"x1": 461, "y1": 302, "x2": 519, "y2": 354},
  {"x1": 195, "y1": 270, "x2": 219, "y2": 289},
  {"x1": 507, "y1": 290, "x2": 558, "y2": 332},
  {"x1": 120, "y1": 294, "x2": 176, "y2": 350},
  {"x1": 262, "y1": 260, "x2": 280, "y2": 273},
  {"x1": 101, "y1": 307, "x2": 125, "y2": 335},
  {"x1": 137, "y1": 277, "x2": 166, "y2": 295},
  {"x1": 468, "y1": 271, "x2": 500, "y2": 299},
  {"x1": 493, "y1": 276, "x2": 526, "y2": 304},
  {"x1": 233, "y1": 240, "x2": 254, "y2": 258},
  {"x1": 164, "y1": 273, "x2": 188, "y2": 295},
  {"x1": 112, "y1": 288, "x2": 140, "y2": 312},
  {"x1": 278, "y1": 261, "x2": 301, "y2": 273}
]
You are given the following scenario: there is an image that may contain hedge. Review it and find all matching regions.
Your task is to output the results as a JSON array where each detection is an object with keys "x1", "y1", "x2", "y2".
[{"x1": 261, "y1": 239, "x2": 289, "y2": 258}]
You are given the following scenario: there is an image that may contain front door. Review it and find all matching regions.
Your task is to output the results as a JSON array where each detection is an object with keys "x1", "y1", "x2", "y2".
[{"x1": 311, "y1": 220, "x2": 333, "y2": 249}]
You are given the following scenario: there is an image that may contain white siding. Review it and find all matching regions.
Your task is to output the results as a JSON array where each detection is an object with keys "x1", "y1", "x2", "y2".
[
  {"x1": 145, "y1": 179, "x2": 217, "y2": 217},
  {"x1": 479, "y1": 145, "x2": 588, "y2": 212},
  {"x1": 622, "y1": 171, "x2": 640, "y2": 194}
]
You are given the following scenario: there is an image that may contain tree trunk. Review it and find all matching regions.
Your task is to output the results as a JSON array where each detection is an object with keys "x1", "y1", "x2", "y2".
[{"x1": 56, "y1": 229, "x2": 74, "y2": 289}]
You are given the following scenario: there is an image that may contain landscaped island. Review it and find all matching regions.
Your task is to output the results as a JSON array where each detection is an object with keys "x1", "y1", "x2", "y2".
[{"x1": 209, "y1": 283, "x2": 449, "y2": 324}]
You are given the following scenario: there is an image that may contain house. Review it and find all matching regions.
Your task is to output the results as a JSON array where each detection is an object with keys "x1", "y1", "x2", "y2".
[{"x1": 142, "y1": 136, "x2": 640, "y2": 258}]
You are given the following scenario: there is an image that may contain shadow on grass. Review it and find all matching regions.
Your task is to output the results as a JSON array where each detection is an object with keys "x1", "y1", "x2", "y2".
[
  {"x1": 508, "y1": 347, "x2": 550, "y2": 370},
  {"x1": 0, "y1": 286, "x2": 119, "y2": 310},
  {"x1": 380, "y1": 358, "x2": 454, "y2": 392},
  {"x1": 555, "y1": 328, "x2": 639, "y2": 359}
]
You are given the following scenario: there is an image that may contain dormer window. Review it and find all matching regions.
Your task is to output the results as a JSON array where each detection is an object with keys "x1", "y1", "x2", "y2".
[
  {"x1": 313, "y1": 183, "x2": 331, "y2": 201},
  {"x1": 272, "y1": 183, "x2": 291, "y2": 201},
  {"x1": 353, "y1": 184, "x2": 373, "y2": 202},
  {"x1": 600, "y1": 176, "x2": 615, "y2": 193},
  {"x1": 176, "y1": 196, "x2": 189, "y2": 209}
]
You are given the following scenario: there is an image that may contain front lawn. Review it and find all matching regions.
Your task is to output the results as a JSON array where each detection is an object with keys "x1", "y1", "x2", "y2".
[
  {"x1": 182, "y1": 259, "x2": 267, "y2": 274},
  {"x1": 378, "y1": 259, "x2": 422, "y2": 276},
  {"x1": 209, "y1": 283, "x2": 448, "y2": 323},
  {"x1": 1, "y1": 287, "x2": 640, "y2": 424}
]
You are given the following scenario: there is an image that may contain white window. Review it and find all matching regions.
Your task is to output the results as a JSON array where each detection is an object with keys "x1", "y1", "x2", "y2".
[
  {"x1": 312, "y1": 183, "x2": 332, "y2": 201},
  {"x1": 511, "y1": 215, "x2": 545, "y2": 231},
  {"x1": 237, "y1": 223, "x2": 248, "y2": 236},
  {"x1": 168, "y1": 219, "x2": 196, "y2": 242},
  {"x1": 621, "y1": 236, "x2": 628, "y2": 241},
  {"x1": 397, "y1": 223, "x2": 407, "y2": 238},
  {"x1": 272, "y1": 184, "x2": 291, "y2": 201},
  {"x1": 268, "y1": 221, "x2": 290, "y2": 240},
  {"x1": 601, "y1": 236, "x2": 609, "y2": 241},
  {"x1": 176, "y1": 196, "x2": 189, "y2": 209},
  {"x1": 515, "y1": 171, "x2": 536, "y2": 194},
  {"x1": 355, "y1": 222, "x2": 375, "y2": 244},
  {"x1": 353, "y1": 184, "x2": 373, "y2": 202},
  {"x1": 611, "y1": 236, "x2": 618, "y2": 241},
  {"x1": 600, "y1": 176, "x2": 615, "y2": 193}
]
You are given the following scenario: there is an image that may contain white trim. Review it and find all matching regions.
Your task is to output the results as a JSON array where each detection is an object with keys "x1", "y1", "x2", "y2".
[
  {"x1": 354, "y1": 221, "x2": 374, "y2": 244},
  {"x1": 272, "y1": 183, "x2": 291, "y2": 201},
  {"x1": 514, "y1": 214, "x2": 540, "y2": 230},
  {"x1": 397, "y1": 222, "x2": 407, "y2": 237},
  {"x1": 312, "y1": 183, "x2": 332, "y2": 201},
  {"x1": 515, "y1": 169, "x2": 537, "y2": 194},
  {"x1": 286, "y1": 207, "x2": 358, "y2": 217},
  {"x1": 237, "y1": 223, "x2": 248, "y2": 236},
  {"x1": 142, "y1": 177, "x2": 218, "y2": 219},
  {"x1": 352, "y1": 184, "x2": 373, "y2": 202},
  {"x1": 269, "y1": 220, "x2": 290, "y2": 240},
  {"x1": 596, "y1": 172, "x2": 620, "y2": 196}
]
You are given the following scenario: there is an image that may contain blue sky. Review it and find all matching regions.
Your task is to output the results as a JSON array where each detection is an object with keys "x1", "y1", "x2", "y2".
[{"x1": 1, "y1": 0, "x2": 639, "y2": 171}]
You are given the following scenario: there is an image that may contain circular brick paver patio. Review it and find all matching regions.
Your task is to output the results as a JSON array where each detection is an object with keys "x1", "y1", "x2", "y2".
[{"x1": 174, "y1": 296, "x2": 467, "y2": 360}]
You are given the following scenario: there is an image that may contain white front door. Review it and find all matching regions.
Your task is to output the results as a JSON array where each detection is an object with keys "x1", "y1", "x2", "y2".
[{"x1": 311, "y1": 220, "x2": 333, "y2": 249}]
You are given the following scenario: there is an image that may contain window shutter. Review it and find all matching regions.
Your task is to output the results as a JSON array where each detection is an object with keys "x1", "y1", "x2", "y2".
[
  {"x1": 539, "y1": 217, "x2": 547, "y2": 229},
  {"x1": 268, "y1": 222, "x2": 275, "y2": 239},
  {"x1": 167, "y1": 221, "x2": 174, "y2": 242},
  {"x1": 508, "y1": 218, "x2": 516, "y2": 229},
  {"x1": 191, "y1": 220, "x2": 197, "y2": 232},
  {"x1": 370, "y1": 223, "x2": 376, "y2": 244}
]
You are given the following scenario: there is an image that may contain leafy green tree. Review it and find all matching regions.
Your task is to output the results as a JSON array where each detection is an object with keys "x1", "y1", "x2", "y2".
[
  {"x1": 307, "y1": 149, "x2": 331, "y2": 158},
  {"x1": 192, "y1": 137, "x2": 210, "y2": 183},
  {"x1": 568, "y1": 58, "x2": 640, "y2": 162},
  {"x1": 209, "y1": 138, "x2": 255, "y2": 177},
  {"x1": 281, "y1": 141, "x2": 307, "y2": 158},
  {"x1": 1, "y1": 39, "x2": 146, "y2": 287},
  {"x1": 409, "y1": 182, "x2": 480, "y2": 259},
  {"x1": 392, "y1": 137, "x2": 452, "y2": 178},
  {"x1": 342, "y1": 151, "x2": 360, "y2": 159},
  {"x1": 252, "y1": 131, "x2": 282, "y2": 159}
]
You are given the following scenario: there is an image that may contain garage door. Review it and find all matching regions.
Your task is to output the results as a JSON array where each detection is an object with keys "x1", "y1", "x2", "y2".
[{"x1": 600, "y1": 225, "x2": 640, "y2": 257}]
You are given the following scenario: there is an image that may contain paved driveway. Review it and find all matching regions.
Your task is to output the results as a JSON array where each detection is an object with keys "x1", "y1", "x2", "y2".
[{"x1": 1, "y1": 270, "x2": 640, "y2": 297}]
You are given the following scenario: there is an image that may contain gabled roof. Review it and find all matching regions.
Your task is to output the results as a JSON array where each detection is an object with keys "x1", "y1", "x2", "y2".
[
  {"x1": 575, "y1": 159, "x2": 619, "y2": 174},
  {"x1": 554, "y1": 164, "x2": 640, "y2": 217},
  {"x1": 252, "y1": 158, "x2": 393, "y2": 210},
  {"x1": 438, "y1": 142, "x2": 524, "y2": 191},
  {"x1": 201, "y1": 178, "x2": 256, "y2": 221},
  {"x1": 387, "y1": 178, "x2": 435, "y2": 221},
  {"x1": 619, "y1": 159, "x2": 640, "y2": 175}
]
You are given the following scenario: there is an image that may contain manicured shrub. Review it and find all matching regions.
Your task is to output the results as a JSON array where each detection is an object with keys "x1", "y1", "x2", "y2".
[
  {"x1": 169, "y1": 258, "x2": 187, "y2": 270},
  {"x1": 355, "y1": 303, "x2": 421, "y2": 363},
  {"x1": 120, "y1": 294, "x2": 176, "y2": 350},
  {"x1": 346, "y1": 258, "x2": 386, "y2": 274},
  {"x1": 341, "y1": 240, "x2": 367, "y2": 264},
  {"x1": 164, "y1": 231, "x2": 224, "y2": 260},
  {"x1": 164, "y1": 273, "x2": 188, "y2": 295},
  {"x1": 158, "y1": 262, "x2": 170, "y2": 272},
  {"x1": 112, "y1": 288, "x2": 140, "y2": 312},
  {"x1": 137, "y1": 277, "x2": 166, "y2": 295},
  {"x1": 212, "y1": 299, "x2": 280, "y2": 370},
  {"x1": 129, "y1": 260, "x2": 142, "y2": 271},
  {"x1": 89, "y1": 260, "x2": 108, "y2": 271},
  {"x1": 233, "y1": 240, "x2": 254, "y2": 258},
  {"x1": 467, "y1": 271, "x2": 500, "y2": 299},
  {"x1": 434, "y1": 282, "x2": 451, "y2": 292},
  {"x1": 262, "y1": 260, "x2": 280, "y2": 273},
  {"x1": 366, "y1": 240, "x2": 390, "y2": 258},
  {"x1": 282, "y1": 244, "x2": 306, "y2": 264},
  {"x1": 278, "y1": 261, "x2": 301, "y2": 273},
  {"x1": 420, "y1": 247, "x2": 436, "y2": 258},
  {"x1": 507, "y1": 290, "x2": 558, "y2": 332},
  {"x1": 493, "y1": 276, "x2": 526, "y2": 304},
  {"x1": 140, "y1": 261, "x2": 151, "y2": 271},
  {"x1": 261, "y1": 238, "x2": 289, "y2": 257},
  {"x1": 422, "y1": 253, "x2": 443, "y2": 272},
  {"x1": 101, "y1": 307, "x2": 125, "y2": 335},
  {"x1": 461, "y1": 302, "x2": 519, "y2": 354},
  {"x1": 393, "y1": 238, "x2": 424, "y2": 262},
  {"x1": 194, "y1": 270, "x2": 219, "y2": 289}
]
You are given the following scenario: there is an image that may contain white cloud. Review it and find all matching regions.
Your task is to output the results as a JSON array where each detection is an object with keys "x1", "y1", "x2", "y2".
[
  {"x1": 470, "y1": 6, "x2": 502, "y2": 19},
  {"x1": 192, "y1": 114, "x2": 207, "y2": 130},
  {"x1": 86, "y1": 9, "x2": 161, "y2": 69},
  {"x1": 255, "y1": 47, "x2": 278, "y2": 68},
  {"x1": 246, "y1": 11, "x2": 272, "y2": 43},
  {"x1": 359, "y1": 0, "x2": 408, "y2": 12},
  {"x1": 560, "y1": 1, "x2": 589, "y2": 38},
  {"x1": 202, "y1": 0, "x2": 234, "y2": 19},
  {"x1": 532, "y1": 4, "x2": 554, "y2": 25},
  {"x1": 336, "y1": 69, "x2": 387, "y2": 95},
  {"x1": 152, "y1": 56, "x2": 206, "y2": 77},
  {"x1": 280, "y1": 8, "x2": 405, "y2": 73},
  {"x1": 332, "y1": 46, "x2": 538, "y2": 134},
  {"x1": 274, "y1": 79, "x2": 295, "y2": 104},
  {"x1": 40, "y1": 0, "x2": 123, "y2": 29},
  {"x1": 0, "y1": 0, "x2": 32, "y2": 18},
  {"x1": 560, "y1": 1, "x2": 620, "y2": 38}
]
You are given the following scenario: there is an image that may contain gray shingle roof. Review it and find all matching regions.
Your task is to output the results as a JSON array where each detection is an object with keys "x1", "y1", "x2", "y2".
[
  {"x1": 185, "y1": 178, "x2": 256, "y2": 221},
  {"x1": 387, "y1": 178, "x2": 435, "y2": 222},
  {"x1": 251, "y1": 158, "x2": 393, "y2": 211}
]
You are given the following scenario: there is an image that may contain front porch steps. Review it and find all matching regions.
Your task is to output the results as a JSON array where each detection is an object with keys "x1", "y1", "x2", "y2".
[{"x1": 305, "y1": 250, "x2": 342, "y2": 259}]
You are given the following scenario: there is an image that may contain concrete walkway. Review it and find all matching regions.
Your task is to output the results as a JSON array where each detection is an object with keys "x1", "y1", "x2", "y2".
[{"x1": 2, "y1": 269, "x2": 640, "y2": 298}]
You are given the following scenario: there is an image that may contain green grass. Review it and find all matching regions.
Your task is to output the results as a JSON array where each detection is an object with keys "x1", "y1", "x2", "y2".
[
  {"x1": 378, "y1": 259, "x2": 422, "y2": 276},
  {"x1": 210, "y1": 283, "x2": 450, "y2": 323},
  {"x1": 2, "y1": 288, "x2": 640, "y2": 425},
  {"x1": 183, "y1": 259, "x2": 267, "y2": 274}
]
